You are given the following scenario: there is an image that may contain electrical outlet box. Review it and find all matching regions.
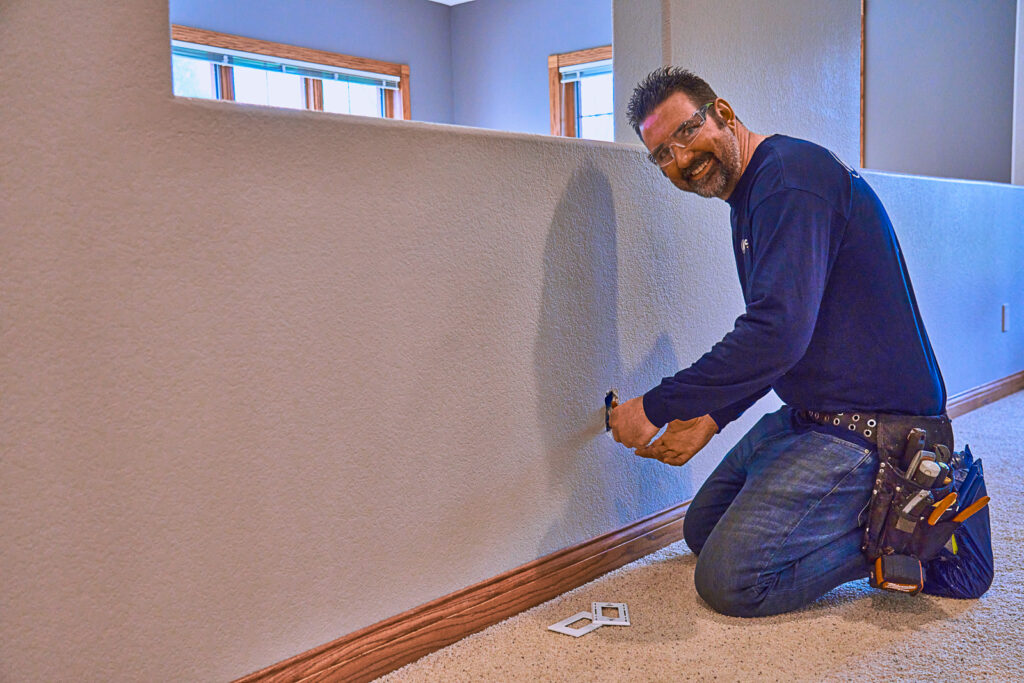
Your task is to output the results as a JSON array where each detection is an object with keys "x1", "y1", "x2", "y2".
[{"x1": 1002, "y1": 304, "x2": 1009, "y2": 333}]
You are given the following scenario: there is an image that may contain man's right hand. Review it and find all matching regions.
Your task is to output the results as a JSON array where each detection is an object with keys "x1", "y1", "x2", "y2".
[{"x1": 634, "y1": 414, "x2": 718, "y2": 466}]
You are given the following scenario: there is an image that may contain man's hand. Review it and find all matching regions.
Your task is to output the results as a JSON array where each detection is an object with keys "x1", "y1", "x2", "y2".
[
  {"x1": 608, "y1": 396, "x2": 660, "y2": 449},
  {"x1": 635, "y1": 414, "x2": 718, "y2": 466}
]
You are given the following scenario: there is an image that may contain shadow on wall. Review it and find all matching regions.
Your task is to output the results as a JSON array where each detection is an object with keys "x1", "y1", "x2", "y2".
[{"x1": 533, "y1": 162, "x2": 692, "y2": 556}]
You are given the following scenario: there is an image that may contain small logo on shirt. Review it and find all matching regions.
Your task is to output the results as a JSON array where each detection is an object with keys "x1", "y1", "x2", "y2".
[{"x1": 741, "y1": 238, "x2": 750, "y2": 253}]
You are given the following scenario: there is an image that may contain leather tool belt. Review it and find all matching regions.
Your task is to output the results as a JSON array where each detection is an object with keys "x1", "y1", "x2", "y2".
[
  {"x1": 799, "y1": 410, "x2": 987, "y2": 594},
  {"x1": 797, "y1": 410, "x2": 953, "y2": 453},
  {"x1": 799, "y1": 410, "x2": 883, "y2": 444}
]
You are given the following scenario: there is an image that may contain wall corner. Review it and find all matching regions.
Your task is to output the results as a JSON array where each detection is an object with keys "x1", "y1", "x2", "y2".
[{"x1": 1012, "y1": 0, "x2": 1024, "y2": 185}]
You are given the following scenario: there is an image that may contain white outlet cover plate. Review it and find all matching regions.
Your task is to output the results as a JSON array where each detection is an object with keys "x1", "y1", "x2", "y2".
[
  {"x1": 548, "y1": 611, "x2": 602, "y2": 637},
  {"x1": 592, "y1": 602, "x2": 630, "y2": 626}
]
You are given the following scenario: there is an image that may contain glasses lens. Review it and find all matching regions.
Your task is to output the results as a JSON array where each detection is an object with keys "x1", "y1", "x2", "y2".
[
  {"x1": 677, "y1": 110, "x2": 707, "y2": 144},
  {"x1": 676, "y1": 125, "x2": 697, "y2": 146},
  {"x1": 652, "y1": 104, "x2": 711, "y2": 167}
]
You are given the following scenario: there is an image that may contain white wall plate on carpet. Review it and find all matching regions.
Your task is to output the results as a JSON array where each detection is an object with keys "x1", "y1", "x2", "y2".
[
  {"x1": 548, "y1": 611, "x2": 602, "y2": 637},
  {"x1": 592, "y1": 602, "x2": 630, "y2": 626}
]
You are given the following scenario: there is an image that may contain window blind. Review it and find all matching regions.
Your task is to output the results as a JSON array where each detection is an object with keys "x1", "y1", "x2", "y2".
[
  {"x1": 171, "y1": 41, "x2": 400, "y2": 90},
  {"x1": 558, "y1": 59, "x2": 612, "y2": 84}
]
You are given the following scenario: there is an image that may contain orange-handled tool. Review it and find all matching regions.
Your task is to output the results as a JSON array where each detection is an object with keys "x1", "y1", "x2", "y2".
[
  {"x1": 952, "y1": 496, "x2": 990, "y2": 524},
  {"x1": 928, "y1": 492, "x2": 957, "y2": 526}
]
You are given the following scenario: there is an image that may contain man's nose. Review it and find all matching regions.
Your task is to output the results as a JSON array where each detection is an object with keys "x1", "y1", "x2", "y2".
[
  {"x1": 667, "y1": 143, "x2": 693, "y2": 173},
  {"x1": 670, "y1": 143, "x2": 694, "y2": 167}
]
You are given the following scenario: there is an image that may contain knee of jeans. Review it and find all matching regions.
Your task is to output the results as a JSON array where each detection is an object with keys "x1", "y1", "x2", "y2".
[{"x1": 693, "y1": 553, "x2": 766, "y2": 618}]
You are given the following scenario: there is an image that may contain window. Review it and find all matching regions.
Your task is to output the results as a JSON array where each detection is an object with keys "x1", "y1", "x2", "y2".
[
  {"x1": 170, "y1": 25, "x2": 411, "y2": 120},
  {"x1": 548, "y1": 46, "x2": 613, "y2": 141}
]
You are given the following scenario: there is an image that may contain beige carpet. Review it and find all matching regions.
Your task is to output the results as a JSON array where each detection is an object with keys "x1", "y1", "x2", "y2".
[{"x1": 378, "y1": 391, "x2": 1024, "y2": 682}]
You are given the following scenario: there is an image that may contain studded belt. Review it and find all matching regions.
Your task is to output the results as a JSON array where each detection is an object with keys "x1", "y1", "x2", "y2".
[{"x1": 799, "y1": 410, "x2": 880, "y2": 445}]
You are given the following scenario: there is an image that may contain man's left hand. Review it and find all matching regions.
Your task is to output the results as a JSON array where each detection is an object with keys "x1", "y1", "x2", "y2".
[
  {"x1": 635, "y1": 414, "x2": 718, "y2": 466},
  {"x1": 609, "y1": 396, "x2": 659, "y2": 448}
]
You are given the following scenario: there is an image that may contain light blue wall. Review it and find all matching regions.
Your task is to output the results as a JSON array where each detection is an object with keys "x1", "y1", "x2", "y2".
[
  {"x1": 451, "y1": 0, "x2": 612, "y2": 134},
  {"x1": 865, "y1": 0, "x2": 1017, "y2": 183},
  {"x1": 1015, "y1": 0, "x2": 1024, "y2": 184},
  {"x1": 864, "y1": 172, "x2": 1024, "y2": 396},
  {"x1": 169, "y1": 0, "x2": 455, "y2": 124}
]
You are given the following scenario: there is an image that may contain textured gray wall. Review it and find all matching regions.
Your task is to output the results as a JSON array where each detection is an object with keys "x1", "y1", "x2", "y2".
[
  {"x1": 613, "y1": 0, "x2": 667, "y2": 143},
  {"x1": 615, "y1": 0, "x2": 860, "y2": 165},
  {"x1": 667, "y1": 0, "x2": 861, "y2": 166},
  {"x1": 865, "y1": 0, "x2": 1017, "y2": 183},
  {"x1": 2, "y1": 0, "x2": 1023, "y2": 681},
  {"x1": 169, "y1": 0, "x2": 455, "y2": 124},
  {"x1": 0, "y1": 2, "x2": 765, "y2": 679}
]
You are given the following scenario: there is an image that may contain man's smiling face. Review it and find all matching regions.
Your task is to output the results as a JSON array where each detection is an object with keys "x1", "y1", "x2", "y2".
[{"x1": 639, "y1": 92, "x2": 743, "y2": 199}]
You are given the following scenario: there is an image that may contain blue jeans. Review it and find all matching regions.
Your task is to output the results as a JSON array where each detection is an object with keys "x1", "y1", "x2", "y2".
[{"x1": 684, "y1": 406, "x2": 876, "y2": 617}]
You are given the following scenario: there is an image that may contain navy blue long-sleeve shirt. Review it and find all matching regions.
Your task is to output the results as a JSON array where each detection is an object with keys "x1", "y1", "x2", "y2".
[{"x1": 642, "y1": 135, "x2": 945, "y2": 430}]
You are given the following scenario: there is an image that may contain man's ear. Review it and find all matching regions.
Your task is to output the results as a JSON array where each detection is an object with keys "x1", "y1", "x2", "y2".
[{"x1": 713, "y1": 98, "x2": 737, "y2": 128}]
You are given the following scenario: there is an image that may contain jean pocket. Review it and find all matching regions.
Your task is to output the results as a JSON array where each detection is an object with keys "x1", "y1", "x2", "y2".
[{"x1": 806, "y1": 429, "x2": 874, "y2": 456}]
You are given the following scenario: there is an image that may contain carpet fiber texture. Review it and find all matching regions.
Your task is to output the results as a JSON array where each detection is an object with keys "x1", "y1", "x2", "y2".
[{"x1": 377, "y1": 392, "x2": 1024, "y2": 682}]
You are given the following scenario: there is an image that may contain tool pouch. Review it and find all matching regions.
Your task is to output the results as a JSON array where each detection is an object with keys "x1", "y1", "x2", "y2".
[
  {"x1": 862, "y1": 456, "x2": 959, "y2": 562},
  {"x1": 862, "y1": 415, "x2": 961, "y2": 564}
]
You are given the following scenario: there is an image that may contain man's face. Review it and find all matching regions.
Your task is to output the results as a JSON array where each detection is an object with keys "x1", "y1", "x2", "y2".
[{"x1": 640, "y1": 92, "x2": 742, "y2": 199}]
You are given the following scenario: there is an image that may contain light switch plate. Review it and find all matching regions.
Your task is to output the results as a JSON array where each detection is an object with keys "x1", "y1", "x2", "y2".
[
  {"x1": 548, "y1": 611, "x2": 602, "y2": 637},
  {"x1": 592, "y1": 602, "x2": 630, "y2": 626}
]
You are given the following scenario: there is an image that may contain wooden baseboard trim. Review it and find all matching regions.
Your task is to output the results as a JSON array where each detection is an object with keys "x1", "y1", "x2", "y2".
[
  {"x1": 235, "y1": 500, "x2": 691, "y2": 683},
  {"x1": 236, "y1": 371, "x2": 1023, "y2": 683},
  {"x1": 947, "y1": 369, "x2": 1024, "y2": 419}
]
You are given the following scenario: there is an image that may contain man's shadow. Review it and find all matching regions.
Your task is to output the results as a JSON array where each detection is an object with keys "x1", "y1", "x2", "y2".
[{"x1": 532, "y1": 161, "x2": 695, "y2": 558}]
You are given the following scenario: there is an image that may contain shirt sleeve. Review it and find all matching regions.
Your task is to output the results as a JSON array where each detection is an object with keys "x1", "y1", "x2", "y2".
[
  {"x1": 642, "y1": 189, "x2": 841, "y2": 429},
  {"x1": 706, "y1": 386, "x2": 772, "y2": 432}
]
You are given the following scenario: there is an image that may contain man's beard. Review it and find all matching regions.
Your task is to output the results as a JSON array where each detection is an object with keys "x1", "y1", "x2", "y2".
[{"x1": 680, "y1": 134, "x2": 742, "y2": 198}]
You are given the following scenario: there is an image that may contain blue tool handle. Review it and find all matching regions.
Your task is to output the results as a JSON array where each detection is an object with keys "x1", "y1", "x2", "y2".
[{"x1": 605, "y1": 389, "x2": 619, "y2": 431}]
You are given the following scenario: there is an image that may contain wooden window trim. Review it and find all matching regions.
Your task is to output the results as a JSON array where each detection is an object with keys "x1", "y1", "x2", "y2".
[
  {"x1": 563, "y1": 81, "x2": 578, "y2": 137},
  {"x1": 171, "y1": 24, "x2": 410, "y2": 120},
  {"x1": 215, "y1": 63, "x2": 234, "y2": 100},
  {"x1": 549, "y1": 45, "x2": 612, "y2": 137},
  {"x1": 305, "y1": 78, "x2": 324, "y2": 111},
  {"x1": 399, "y1": 64, "x2": 411, "y2": 121},
  {"x1": 548, "y1": 55, "x2": 561, "y2": 135}
]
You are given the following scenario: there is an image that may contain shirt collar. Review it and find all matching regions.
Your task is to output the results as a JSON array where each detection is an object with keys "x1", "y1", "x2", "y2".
[{"x1": 726, "y1": 134, "x2": 779, "y2": 210}]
